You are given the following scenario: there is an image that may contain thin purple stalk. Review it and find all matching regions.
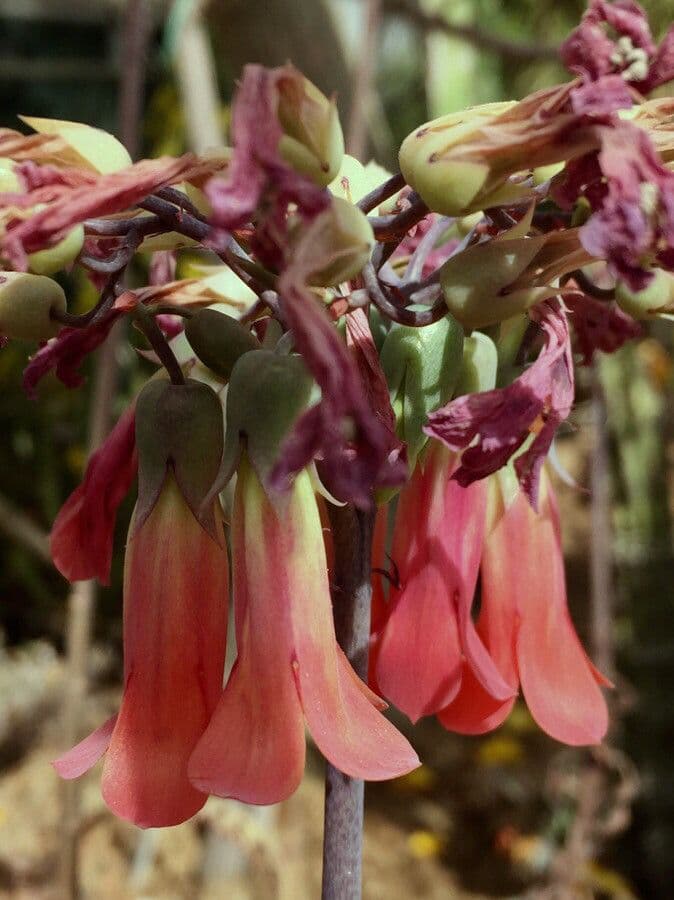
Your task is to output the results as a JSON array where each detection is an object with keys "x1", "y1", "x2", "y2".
[{"x1": 321, "y1": 504, "x2": 375, "y2": 900}]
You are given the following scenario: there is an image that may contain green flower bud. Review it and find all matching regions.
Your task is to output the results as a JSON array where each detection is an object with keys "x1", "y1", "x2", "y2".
[
  {"x1": 28, "y1": 224, "x2": 84, "y2": 275},
  {"x1": 292, "y1": 196, "x2": 375, "y2": 287},
  {"x1": 0, "y1": 271, "x2": 66, "y2": 340},
  {"x1": 0, "y1": 157, "x2": 20, "y2": 192},
  {"x1": 616, "y1": 268, "x2": 674, "y2": 319},
  {"x1": 399, "y1": 102, "x2": 531, "y2": 217},
  {"x1": 185, "y1": 309, "x2": 259, "y2": 380},
  {"x1": 439, "y1": 236, "x2": 556, "y2": 330},
  {"x1": 276, "y1": 67, "x2": 344, "y2": 187},
  {"x1": 19, "y1": 116, "x2": 131, "y2": 173},
  {"x1": 134, "y1": 378, "x2": 224, "y2": 537},
  {"x1": 381, "y1": 314, "x2": 464, "y2": 470}
]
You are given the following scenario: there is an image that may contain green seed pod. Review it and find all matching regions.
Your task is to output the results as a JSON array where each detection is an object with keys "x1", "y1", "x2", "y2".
[
  {"x1": 616, "y1": 269, "x2": 674, "y2": 319},
  {"x1": 28, "y1": 224, "x2": 84, "y2": 275},
  {"x1": 0, "y1": 271, "x2": 66, "y2": 340},
  {"x1": 276, "y1": 66, "x2": 344, "y2": 187},
  {"x1": 185, "y1": 309, "x2": 259, "y2": 380},
  {"x1": 381, "y1": 314, "x2": 464, "y2": 471}
]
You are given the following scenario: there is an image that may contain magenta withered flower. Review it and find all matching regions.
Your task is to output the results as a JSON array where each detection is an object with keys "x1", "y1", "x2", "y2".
[
  {"x1": 206, "y1": 64, "x2": 332, "y2": 269},
  {"x1": 54, "y1": 378, "x2": 229, "y2": 827},
  {"x1": 565, "y1": 288, "x2": 642, "y2": 364},
  {"x1": 439, "y1": 471, "x2": 610, "y2": 746},
  {"x1": 23, "y1": 291, "x2": 137, "y2": 397},
  {"x1": 561, "y1": 0, "x2": 674, "y2": 94},
  {"x1": 50, "y1": 404, "x2": 137, "y2": 586},
  {"x1": 425, "y1": 300, "x2": 574, "y2": 506},
  {"x1": 188, "y1": 457, "x2": 419, "y2": 804},
  {"x1": 374, "y1": 443, "x2": 514, "y2": 723}
]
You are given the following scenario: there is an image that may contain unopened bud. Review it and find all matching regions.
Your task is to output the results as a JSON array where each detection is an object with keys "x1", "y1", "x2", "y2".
[
  {"x1": 185, "y1": 309, "x2": 259, "y2": 380},
  {"x1": 19, "y1": 116, "x2": 131, "y2": 173},
  {"x1": 439, "y1": 236, "x2": 554, "y2": 330},
  {"x1": 276, "y1": 66, "x2": 344, "y2": 187},
  {"x1": 616, "y1": 268, "x2": 674, "y2": 319},
  {"x1": 0, "y1": 271, "x2": 66, "y2": 340},
  {"x1": 454, "y1": 331, "x2": 498, "y2": 396},
  {"x1": 399, "y1": 102, "x2": 528, "y2": 216},
  {"x1": 28, "y1": 224, "x2": 84, "y2": 275},
  {"x1": 292, "y1": 196, "x2": 375, "y2": 287}
]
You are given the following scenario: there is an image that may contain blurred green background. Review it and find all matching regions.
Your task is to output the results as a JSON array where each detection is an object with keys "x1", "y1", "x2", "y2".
[{"x1": 0, "y1": 1, "x2": 673, "y2": 898}]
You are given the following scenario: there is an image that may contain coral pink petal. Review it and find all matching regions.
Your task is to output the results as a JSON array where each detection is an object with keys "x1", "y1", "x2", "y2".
[
  {"x1": 376, "y1": 567, "x2": 463, "y2": 722},
  {"x1": 337, "y1": 646, "x2": 388, "y2": 712},
  {"x1": 102, "y1": 483, "x2": 229, "y2": 828},
  {"x1": 189, "y1": 462, "x2": 306, "y2": 805},
  {"x1": 513, "y1": 485, "x2": 609, "y2": 746},
  {"x1": 284, "y1": 473, "x2": 419, "y2": 778},
  {"x1": 52, "y1": 715, "x2": 117, "y2": 779},
  {"x1": 439, "y1": 666, "x2": 516, "y2": 735}
]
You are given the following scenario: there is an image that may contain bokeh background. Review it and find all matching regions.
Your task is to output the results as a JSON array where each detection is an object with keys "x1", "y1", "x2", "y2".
[{"x1": 0, "y1": 1, "x2": 673, "y2": 897}]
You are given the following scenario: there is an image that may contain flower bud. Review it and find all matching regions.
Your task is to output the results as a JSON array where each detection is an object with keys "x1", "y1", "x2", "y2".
[
  {"x1": 399, "y1": 102, "x2": 528, "y2": 216},
  {"x1": 28, "y1": 224, "x2": 84, "y2": 275},
  {"x1": 292, "y1": 196, "x2": 375, "y2": 287},
  {"x1": 185, "y1": 309, "x2": 259, "y2": 380},
  {"x1": 616, "y1": 268, "x2": 674, "y2": 319},
  {"x1": 134, "y1": 378, "x2": 224, "y2": 536},
  {"x1": 20, "y1": 116, "x2": 131, "y2": 173},
  {"x1": 276, "y1": 66, "x2": 344, "y2": 187},
  {"x1": 0, "y1": 271, "x2": 66, "y2": 340},
  {"x1": 0, "y1": 157, "x2": 20, "y2": 192},
  {"x1": 381, "y1": 314, "x2": 464, "y2": 470},
  {"x1": 439, "y1": 236, "x2": 556, "y2": 330}
]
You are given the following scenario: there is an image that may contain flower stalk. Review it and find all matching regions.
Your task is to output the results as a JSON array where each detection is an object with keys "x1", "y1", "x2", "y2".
[{"x1": 321, "y1": 502, "x2": 376, "y2": 900}]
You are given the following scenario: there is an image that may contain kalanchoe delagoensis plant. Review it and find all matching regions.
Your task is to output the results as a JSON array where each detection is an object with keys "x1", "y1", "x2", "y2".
[{"x1": 3, "y1": 0, "x2": 674, "y2": 890}]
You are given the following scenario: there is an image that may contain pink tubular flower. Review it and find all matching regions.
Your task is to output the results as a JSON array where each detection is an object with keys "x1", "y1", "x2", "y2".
[
  {"x1": 374, "y1": 443, "x2": 515, "y2": 723},
  {"x1": 54, "y1": 477, "x2": 229, "y2": 827},
  {"x1": 50, "y1": 404, "x2": 137, "y2": 585},
  {"x1": 439, "y1": 471, "x2": 610, "y2": 746},
  {"x1": 187, "y1": 458, "x2": 419, "y2": 804}
]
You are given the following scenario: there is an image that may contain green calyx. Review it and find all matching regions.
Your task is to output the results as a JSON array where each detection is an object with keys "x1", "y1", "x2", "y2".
[
  {"x1": 0, "y1": 272, "x2": 66, "y2": 341},
  {"x1": 454, "y1": 331, "x2": 498, "y2": 396},
  {"x1": 134, "y1": 378, "x2": 225, "y2": 538},
  {"x1": 381, "y1": 314, "x2": 464, "y2": 471},
  {"x1": 185, "y1": 309, "x2": 260, "y2": 380},
  {"x1": 216, "y1": 349, "x2": 315, "y2": 493}
]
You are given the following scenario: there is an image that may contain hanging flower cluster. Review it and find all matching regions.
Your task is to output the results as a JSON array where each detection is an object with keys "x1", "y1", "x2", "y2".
[{"x1": 1, "y1": 1, "x2": 673, "y2": 828}]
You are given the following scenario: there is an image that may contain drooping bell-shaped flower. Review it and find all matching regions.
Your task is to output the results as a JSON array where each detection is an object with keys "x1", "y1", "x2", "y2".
[
  {"x1": 187, "y1": 457, "x2": 420, "y2": 804},
  {"x1": 54, "y1": 378, "x2": 229, "y2": 827},
  {"x1": 374, "y1": 442, "x2": 514, "y2": 723},
  {"x1": 50, "y1": 404, "x2": 137, "y2": 586},
  {"x1": 439, "y1": 469, "x2": 610, "y2": 746}
]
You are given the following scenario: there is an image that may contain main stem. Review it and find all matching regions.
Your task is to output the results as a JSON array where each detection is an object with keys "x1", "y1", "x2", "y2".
[{"x1": 321, "y1": 503, "x2": 375, "y2": 900}]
